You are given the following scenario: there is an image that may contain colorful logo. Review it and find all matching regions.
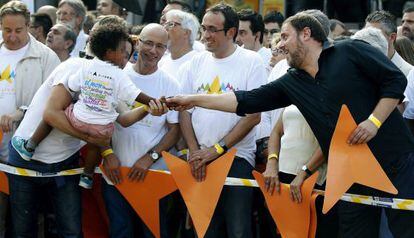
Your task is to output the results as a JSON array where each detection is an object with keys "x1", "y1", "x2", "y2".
[
  {"x1": 197, "y1": 76, "x2": 236, "y2": 94},
  {"x1": 0, "y1": 65, "x2": 15, "y2": 83}
]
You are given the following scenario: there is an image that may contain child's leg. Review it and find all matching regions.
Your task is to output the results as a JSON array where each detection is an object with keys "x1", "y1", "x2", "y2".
[
  {"x1": 83, "y1": 144, "x2": 101, "y2": 176},
  {"x1": 26, "y1": 120, "x2": 53, "y2": 151}
]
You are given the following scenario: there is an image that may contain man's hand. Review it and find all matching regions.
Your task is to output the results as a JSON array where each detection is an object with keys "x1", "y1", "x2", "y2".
[
  {"x1": 128, "y1": 154, "x2": 153, "y2": 182},
  {"x1": 188, "y1": 147, "x2": 220, "y2": 181},
  {"x1": 147, "y1": 99, "x2": 168, "y2": 116},
  {"x1": 0, "y1": 110, "x2": 23, "y2": 133},
  {"x1": 347, "y1": 119, "x2": 378, "y2": 145},
  {"x1": 289, "y1": 171, "x2": 307, "y2": 203},
  {"x1": 165, "y1": 95, "x2": 195, "y2": 111},
  {"x1": 102, "y1": 153, "x2": 122, "y2": 185},
  {"x1": 263, "y1": 160, "x2": 280, "y2": 195}
]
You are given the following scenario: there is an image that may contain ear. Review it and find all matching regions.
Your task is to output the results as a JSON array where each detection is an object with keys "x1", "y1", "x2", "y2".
[
  {"x1": 64, "y1": 39, "x2": 74, "y2": 50},
  {"x1": 389, "y1": 32, "x2": 397, "y2": 43},
  {"x1": 76, "y1": 16, "x2": 83, "y2": 29},
  {"x1": 226, "y1": 27, "x2": 237, "y2": 40},
  {"x1": 254, "y1": 31, "x2": 261, "y2": 41},
  {"x1": 302, "y1": 27, "x2": 312, "y2": 41}
]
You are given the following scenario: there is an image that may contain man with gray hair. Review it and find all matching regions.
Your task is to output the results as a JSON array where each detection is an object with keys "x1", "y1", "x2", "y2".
[
  {"x1": 46, "y1": 23, "x2": 77, "y2": 62},
  {"x1": 365, "y1": 10, "x2": 413, "y2": 76},
  {"x1": 57, "y1": 0, "x2": 88, "y2": 58},
  {"x1": 352, "y1": 27, "x2": 389, "y2": 56},
  {"x1": 159, "y1": 9, "x2": 200, "y2": 80}
]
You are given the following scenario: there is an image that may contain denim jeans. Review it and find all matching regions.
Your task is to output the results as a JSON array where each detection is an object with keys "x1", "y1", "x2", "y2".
[
  {"x1": 204, "y1": 157, "x2": 254, "y2": 238},
  {"x1": 338, "y1": 152, "x2": 414, "y2": 238},
  {"x1": 7, "y1": 143, "x2": 82, "y2": 238},
  {"x1": 102, "y1": 178, "x2": 170, "y2": 238}
]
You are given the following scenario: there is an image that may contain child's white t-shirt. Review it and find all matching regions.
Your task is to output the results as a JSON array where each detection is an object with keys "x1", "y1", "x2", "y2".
[{"x1": 65, "y1": 58, "x2": 141, "y2": 125}]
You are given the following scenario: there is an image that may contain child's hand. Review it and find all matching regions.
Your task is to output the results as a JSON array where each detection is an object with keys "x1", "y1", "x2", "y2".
[{"x1": 147, "y1": 99, "x2": 168, "y2": 116}]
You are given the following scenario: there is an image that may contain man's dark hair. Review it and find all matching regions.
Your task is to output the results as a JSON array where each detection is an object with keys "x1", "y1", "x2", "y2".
[
  {"x1": 206, "y1": 3, "x2": 239, "y2": 41},
  {"x1": 365, "y1": 10, "x2": 397, "y2": 36},
  {"x1": 0, "y1": 1, "x2": 31, "y2": 25},
  {"x1": 284, "y1": 13, "x2": 327, "y2": 43},
  {"x1": 263, "y1": 10, "x2": 284, "y2": 27},
  {"x1": 89, "y1": 23, "x2": 129, "y2": 60},
  {"x1": 167, "y1": 0, "x2": 192, "y2": 13},
  {"x1": 60, "y1": 23, "x2": 77, "y2": 53},
  {"x1": 403, "y1": 7, "x2": 414, "y2": 14},
  {"x1": 31, "y1": 13, "x2": 53, "y2": 39},
  {"x1": 238, "y1": 9, "x2": 265, "y2": 43}
]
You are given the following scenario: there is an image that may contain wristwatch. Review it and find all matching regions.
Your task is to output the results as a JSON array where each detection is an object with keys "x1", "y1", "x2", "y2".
[
  {"x1": 148, "y1": 150, "x2": 160, "y2": 163},
  {"x1": 301, "y1": 165, "x2": 313, "y2": 176},
  {"x1": 218, "y1": 139, "x2": 229, "y2": 153}
]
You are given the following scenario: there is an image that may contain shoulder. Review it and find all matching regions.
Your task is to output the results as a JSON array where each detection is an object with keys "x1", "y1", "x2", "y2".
[{"x1": 158, "y1": 69, "x2": 180, "y2": 88}]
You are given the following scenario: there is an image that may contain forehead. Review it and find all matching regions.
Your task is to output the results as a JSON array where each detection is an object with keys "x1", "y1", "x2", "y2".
[
  {"x1": 99, "y1": 0, "x2": 111, "y2": 4},
  {"x1": 202, "y1": 11, "x2": 225, "y2": 27},
  {"x1": 265, "y1": 22, "x2": 280, "y2": 29},
  {"x1": 59, "y1": 3, "x2": 75, "y2": 12},
  {"x1": 281, "y1": 23, "x2": 297, "y2": 36},
  {"x1": 166, "y1": 14, "x2": 181, "y2": 22},
  {"x1": 1, "y1": 14, "x2": 27, "y2": 27},
  {"x1": 403, "y1": 12, "x2": 414, "y2": 20},
  {"x1": 141, "y1": 28, "x2": 168, "y2": 44},
  {"x1": 239, "y1": 20, "x2": 252, "y2": 31},
  {"x1": 51, "y1": 24, "x2": 66, "y2": 33}
]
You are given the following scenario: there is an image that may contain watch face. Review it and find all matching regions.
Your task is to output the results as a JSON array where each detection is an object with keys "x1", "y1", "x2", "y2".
[{"x1": 151, "y1": 152, "x2": 159, "y2": 160}]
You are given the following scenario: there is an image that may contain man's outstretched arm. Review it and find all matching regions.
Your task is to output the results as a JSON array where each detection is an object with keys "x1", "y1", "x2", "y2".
[{"x1": 166, "y1": 93, "x2": 238, "y2": 113}]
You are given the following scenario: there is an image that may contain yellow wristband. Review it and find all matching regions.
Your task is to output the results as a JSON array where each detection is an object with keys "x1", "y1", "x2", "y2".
[
  {"x1": 143, "y1": 105, "x2": 149, "y2": 112},
  {"x1": 177, "y1": 149, "x2": 188, "y2": 157},
  {"x1": 368, "y1": 114, "x2": 382, "y2": 129},
  {"x1": 268, "y1": 153, "x2": 279, "y2": 161},
  {"x1": 214, "y1": 143, "x2": 225, "y2": 155},
  {"x1": 101, "y1": 149, "x2": 114, "y2": 158}
]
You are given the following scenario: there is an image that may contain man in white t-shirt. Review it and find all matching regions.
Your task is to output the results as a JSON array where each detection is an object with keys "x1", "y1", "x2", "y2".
[
  {"x1": 236, "y1": 9, "x2": 272, "y2": 71},
  {"x1": 159, "y1": 9, "x2": 200, "y2": 80},
  {"x1": 0, "y1": 1, "x2": 60, "y2": 236},
  {"x1": 101, "y1": 23, "x2": 180, "y2": 237},
  {"x1": 179, "y1": 4, "x2": 266, "y2": 237},
  {"x1": 57, "y1": 0, "x2": 88, "y2": 58}
]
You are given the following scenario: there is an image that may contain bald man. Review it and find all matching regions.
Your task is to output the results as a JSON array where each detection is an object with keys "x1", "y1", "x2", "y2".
[
  {"x1": 101, "y1": 23, "x2": 181, "y2": 238},
  {"x1": 37, "y1": 5, "x2": 57, "y2": 25}
]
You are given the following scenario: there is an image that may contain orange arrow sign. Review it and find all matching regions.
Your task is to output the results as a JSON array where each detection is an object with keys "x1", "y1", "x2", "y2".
[
  {"x1": 163, "y1": 149, "x2": 236, "y2": 238},
  {"x1": 100, "y1": 166, "x2": 177, "y2": 238},
  {"x1": 0, "y1": 172, "x2": 8, "y2": 194},
  {"x1": 253, "y1": 171, "x2": 318, "y2": 238},
  {"x1": 323, "y1": 105, "x2": 398, "y2": 213}
]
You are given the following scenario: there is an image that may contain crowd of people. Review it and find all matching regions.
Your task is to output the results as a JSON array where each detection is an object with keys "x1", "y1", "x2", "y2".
[{"x1": 1, "y1": 0, "x2": 414, "y2": 237}]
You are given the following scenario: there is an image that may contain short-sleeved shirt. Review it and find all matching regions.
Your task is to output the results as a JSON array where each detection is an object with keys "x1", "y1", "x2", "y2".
[
  {"x1": 181, "y1": 46, "x2": 267, "y2": 166},
  {"x1": 235, "y1": 39, "x2": 414, "y2": 169}
]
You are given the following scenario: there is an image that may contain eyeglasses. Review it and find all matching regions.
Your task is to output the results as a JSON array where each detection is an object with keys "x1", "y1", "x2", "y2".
[
  {"x1": 264, "y1": 29, "x2": 280, "y2": 35},
  {"x1": 164, "y1": 21, "x2": 181, "y2": 29},
  {"x1": 56, "y1": 10, "x2": 76, "y2": 18},
  {"x1": 200, "y1": 25, "x2": 226, "y2": 34},
  {"x1": 139, "y1": 39, "x2": 167, "y2": 51}
]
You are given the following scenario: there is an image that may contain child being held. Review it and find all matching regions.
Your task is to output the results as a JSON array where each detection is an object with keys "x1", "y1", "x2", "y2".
[{"x1": 12, "y1": 23, "x2": 167, "y2": 188}]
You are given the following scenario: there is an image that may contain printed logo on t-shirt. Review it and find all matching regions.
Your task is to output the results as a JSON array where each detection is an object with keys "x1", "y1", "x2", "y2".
[
  {"x1": 196, "y1": 76, "x2": 237, "y2": 94},
  {"x1": 81, "y1": 71, "x2": 114, "y2": 112},
  {"x1": 0, "y1": 65, "x2": 15, "y2": 83}
]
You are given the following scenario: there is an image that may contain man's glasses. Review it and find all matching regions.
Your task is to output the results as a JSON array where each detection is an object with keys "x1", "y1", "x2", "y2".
[
  {"x1": 164, "y1": 21, "x2": 181, "y2": 29},
  {"x1": 139, "y1": 39, "x2": 167, "y2": 51},
  {"x1": 200, "y1": 25, "x2": 226, "y2": 34}
]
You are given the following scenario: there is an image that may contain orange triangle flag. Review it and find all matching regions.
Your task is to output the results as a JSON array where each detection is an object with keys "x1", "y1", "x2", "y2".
[
  {"x1": 100, "y1": 166, "x2": 177, "y2": 238},
  {"x1": 0, "y1": 172, "x2": 8, "y2": 195},
  {"x1": 163, "y1": 149, "x2": 236, "y2": 238},
  {"x1": 323, "y1": 105, "x2": 398, "y2": 213},
  {"x1": 253, "y1": 171, "x2": 319, "y2": 238}
]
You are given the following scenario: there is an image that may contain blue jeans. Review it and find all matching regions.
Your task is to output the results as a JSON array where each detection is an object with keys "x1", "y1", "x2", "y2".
[
  {"x1": 204, "y1": 157, "x2": 254, "y2": 238},
  {"x1": 7, "y1": 143, "x2": 82, "y2": 238},
  {"x1": 102, "y1": 178, "x2": 170, "y2": 238},
  {"x1": 338, "y1": 152, "x2": 414, "y2": 238}
]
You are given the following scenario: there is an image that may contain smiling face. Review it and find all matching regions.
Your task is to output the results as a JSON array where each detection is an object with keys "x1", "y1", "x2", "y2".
[
  {"x1": 201, "y1": 11, "x2": 233, "y2": 54},
  {"x1": 137, "y1": 26, "x2": 168, "y2": 68},
  {"x1": 279, "y1": 23, "x2": 306, "y2": 69}
]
